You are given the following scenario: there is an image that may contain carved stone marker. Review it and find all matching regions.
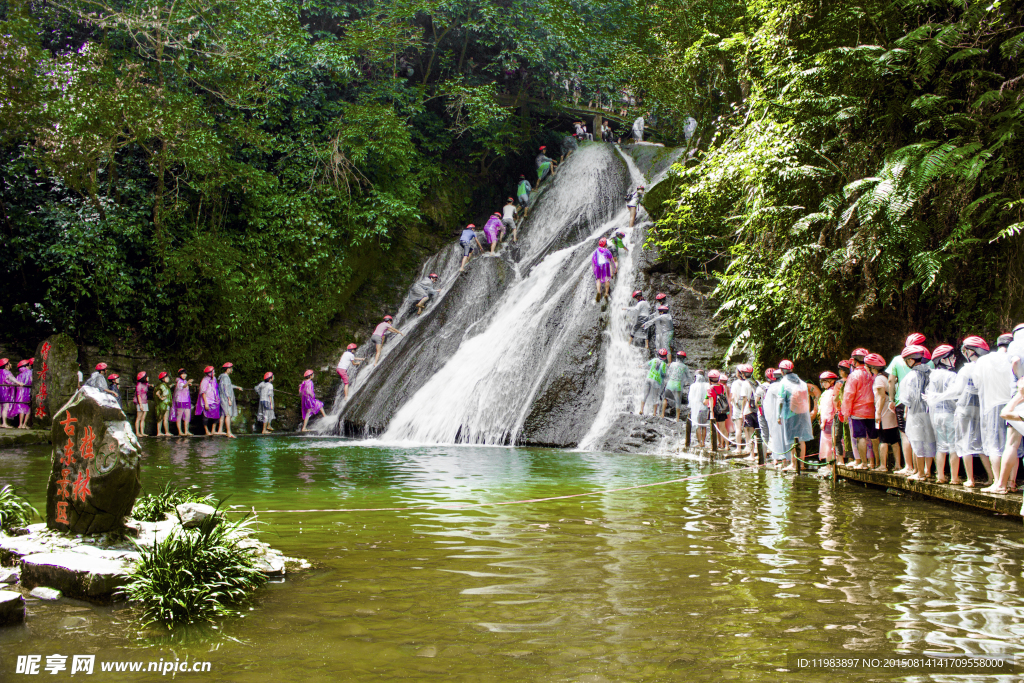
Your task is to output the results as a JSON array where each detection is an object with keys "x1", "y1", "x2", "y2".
[
  {"x1": 32, "y1": 333, "x2": 79, "y2": 429},
  {"x1": 46, "y1": 387, "x2": 142, "y2": 534}
]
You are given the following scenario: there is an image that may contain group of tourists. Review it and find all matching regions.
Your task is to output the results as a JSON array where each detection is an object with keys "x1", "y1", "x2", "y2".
[
  {"x1": 674, "y1": 329, "x2": 1024, "y2": 491},
  {"x1": 0, "y1": 357, "x2": 34, "y2": 429}
]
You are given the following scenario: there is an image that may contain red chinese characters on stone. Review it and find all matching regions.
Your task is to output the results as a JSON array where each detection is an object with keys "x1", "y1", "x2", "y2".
[
  {"x1": 38, "y1": 361, "x2": 48, "y2": 382},
  {"x1": 72, "y1": 468, "x2": 91, "y2": 504},
  {"x1": 55, "y1": 501, "x2": 69, "y2": 525},
  {"x1": 35, "y1": 405, "x2": 47, "y2": 418},
  {"x1": 56, "y1": 468, "x2": 72, "y2": 499},
  {"x1": 60, "y1": 414, "x2": 77, "y2": 436},
  {"x1": 79, "y1": 426, "x2": 96, "y2": 460},
  {"x1": 60, "y1": 438, "x2": 76, "y2": 466},
  {"x1": 41, "y1": 342, "x2": 51, "y2": 360}
]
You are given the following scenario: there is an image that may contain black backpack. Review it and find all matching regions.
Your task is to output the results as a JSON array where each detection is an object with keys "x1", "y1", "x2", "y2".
[{"x1": 713, "y1": 391, "x2": 729, "y2": 415}]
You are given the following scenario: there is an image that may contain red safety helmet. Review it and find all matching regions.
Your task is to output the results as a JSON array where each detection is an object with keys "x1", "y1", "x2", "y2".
[
  {"x1": 677, "y1": 351, "x2": 687, "y2": 358},
  {"x1": 303, "y1": 369, "x2": 314, "y2": 378},
  {"x1": 906, "y1": 332, "x2": 926, "y2": 346},
  {"x1": 657, "y1": 348, "x2": 668, "y2": 358},
  {"x1": 347, "y1": 343, "x2": 358, "y2": 351},
  {"x1": 657, "y1": 305, "x2": 669, "y2": 312},
  {"x1": 539, "y1": 145, "x2": 546, "y2": 151},
  {"x1": 96, "y1": 362, "x2": 108, "y2": 371},
  {"x1": 158, "y1": 372, "x2": 168, "y2": 380},
  {"x1": 599, "y1": 238, "x2": 607, "y2": 247},
  {"x1": 222, "y1": 362, "x2": 233, "y2": 368},
  {"x1": 901, "y1": 344, "x2": 929, "y2": 360},
  {"x1": 383, "y1": 315, "x2": 393, "y2": 322},
  {"x1": 177, "y1": 368, "x2": 186, "y2": 376},
  {"x1": 851, "y1": 347, "x2": 869, "y2": 359},
  {"x1": 708, "y1": 369, "x2": 721, "y2": 381},
  {"x1": 466, "y1": 223, "x2": 475, "y2": 229},
  {"x1": 203, "y1": 366, "x2": 214, "y2": 374},
  {"x1": 632, "y1": 290, "x2": 642, "y2": 299},
  {"x1": 778, "y1": 359, "x2": 794, "y2": 371},
  {"x1": 838, "y1": 359, "x2": 852, "y2": 369},
  {"x1": 739, "y1": 363, "x2": 753, "y2": 374},
  {"x1": 820, "y1": 371, "x2": 838, "y2": 381},
  {"x1": 962, "y1": 335, "x2": 989, "y2": 351},
  {"x1": 932, "y1": 344, "x2": 955, "y2": 361},
  {"x1": 17, "y1": 359, "x2": 29, "y2": 368},
  {"x1": 136, "y1": 371, "x2": 146, "y2": 380},
  {"x1": 264, "y1": 372, "x2": 274, "y2": 380},
  {"x1": 655, "y1": 293, "x2": 667, "y2": 301},
  {"x1": 765, "y1": 368, "x2": 777, "y2": 381},
  {"x1": 107, "y1": 373, "x2": 119, "y2": 381},
  {"x1": 998, "y1": 333, "x2": 1013, "y2": 347},
  {"x1": 616, "y1": 231, "x2": 625, "y2": 238},
  {"x1": 865, "y1": 352, "x2": 886, "y2": 367},
  {"x1": 519, "y1": 174, "x2": 525, "y2": 179},
  {"x1": 28, "y1": 358, "x2": 34, "y2": 365},
  {"x1": 428, "y1": 273, "x2": 438, "y2": 279}
]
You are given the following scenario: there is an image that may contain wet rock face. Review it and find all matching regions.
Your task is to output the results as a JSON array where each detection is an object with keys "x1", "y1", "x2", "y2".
[
  {"x1": 594, "y1": 412, "x2": 692, "y2": 454},
  {"x1": 32, "y1": 334, "x2": 79, "y2": 429},
  {"x1": 46, "y1": 388, "x2": 142, "y2": 534}
]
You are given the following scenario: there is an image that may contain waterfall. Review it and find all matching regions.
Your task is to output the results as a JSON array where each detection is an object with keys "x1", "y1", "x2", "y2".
[{"x1": 324, "y1": 142, "x2": 684, "y2": 448}]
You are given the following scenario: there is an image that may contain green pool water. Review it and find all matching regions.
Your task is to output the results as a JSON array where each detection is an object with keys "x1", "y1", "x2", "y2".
[{"x1": 2, "y1": 437, "x2": 1024, "y2": 681}]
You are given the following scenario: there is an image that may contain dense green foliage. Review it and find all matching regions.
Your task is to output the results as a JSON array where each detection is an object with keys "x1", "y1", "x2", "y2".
[
  {"x1": 644, "y1": 0, "x2": 1024, "y2": 365},
  {"x1": 0, "y1": 0, "x2": 636, "y2": 366},
  {"x1": 0, "y1": 484, "x2": 37, "y2": 531},
  {"x1": 132, "y1": 483, "x2": 216, "y2": 522},
  {"x1": 122, "y1": 507, "x2": 266, "y2": 626}
]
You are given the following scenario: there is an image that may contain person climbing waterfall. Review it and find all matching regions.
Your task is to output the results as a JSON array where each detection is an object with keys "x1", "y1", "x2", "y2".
[
  {"x1": 337, "y1": 343, "x2": 365, "y2": 400},
  {"x1": 642, "y1": 305, "x2": 674, "y2": 355},
  {"x1": 133, "y1": 371, "x2": 149, "y2": 437},
  {"x1": 254, "y1": 372, "x2": 276, "y2": 434},
  {"x1": 502, "y1": 198, "x2": 518, "y2": 242},
  {"x1": 536, "y1": 146, "x2": 556, "y2": 184},
  {"x1": 300, "y1": 370, "x2": 327, "y2": 432},
  {"x1": 899, "y1": 345, "x2": 937, "y2": 482},
  {"x1": 171, "y1": 369, "x2": 194, "y2": 437},
  {"x1": 625, "y1": 291, "x2": 651, "y2": 347},
  {"x1": 776, "y1": 360, "x2": 813, "y2": 472},
  {"x1": 646, "y1": 293, "x2": 668, "y2": 349},
  {"x1": 662, "y1": 351, "x2": 693, "y2": 422},
  {"x1": 516, "y1": 175, "x2": 532, "y2": 218},
  {"x1": 459, "y1": 224, "x2": 485, "y2": 272},
  {"x1": 153, "y1": 372, "x2": 172, "y2": 437},
  {"x1": 626, "y1": 185, "x2": 645, "y2": 227},
  {"x1": 606, "y1": 230, "x2": 628, "y2": 275},
  {"x1": 561, "y1": 133, "x2": 577, "y2": 162},
  {"x1": 371, "y1": 315, "x2": 404, "y2": 366},
  {"x1": 639, "y1": 348, "x2": 669, "y2": 417},
  {"x1": 591, "y1": 238, "x2": 617, "y2": 303},
  {"x1": 483, "y1": 213, "x2": 505, "y2": 253},
  {"x1": 409, "y1": 273, "x2": 441, "y2": 315},
  {"x1": 218, "y1": 362, "x2": 239, "y2": 439}
]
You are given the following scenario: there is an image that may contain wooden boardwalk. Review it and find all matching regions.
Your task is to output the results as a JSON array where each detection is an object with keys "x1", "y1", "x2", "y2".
[{"x1": 836, "y1": 465, "x2": 1023, "y2": 518}]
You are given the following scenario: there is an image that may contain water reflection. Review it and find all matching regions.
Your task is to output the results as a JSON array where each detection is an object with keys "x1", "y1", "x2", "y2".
[{"x1": 0, "y1": 439, "x2": 1023, "y2": 681}]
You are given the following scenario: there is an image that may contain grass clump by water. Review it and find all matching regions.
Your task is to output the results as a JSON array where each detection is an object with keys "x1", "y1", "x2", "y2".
[
  {"x1": 0, "y1": 485, "x2": 37, "y2": 531},
  {"x1": 121, "y1": 507, "x2": 267, "y2": 626},
  {"x1": 132, "y1": 483, "x2": 216, "y2": 522}
]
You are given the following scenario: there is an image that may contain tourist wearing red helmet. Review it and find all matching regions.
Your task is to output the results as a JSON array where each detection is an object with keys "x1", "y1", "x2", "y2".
[
  {"x1": 336, "y1": 343, "x2": 365, "y2": 401},
  {"x1": 886, "y1": 334, "x2": 929, "y2": 475},
  {"x1": 459, "y1": 224, "x2": 485, "y2": 273},
  {"x1": 625, "y1": 184, "x2": 645, "y2": 227},
  {"x1": 0, "y1": 358, "x2": 26, "y2": 430},
  {"x1": 82, "y1": 362, "x2": 113, "y2": 395},
  {"x1": 775, "y1": 361, "x2": 813, "y2": 471},
  {"x1": 818, "y1": 371, "x2": 840, "y2": 470},
  {"x1": 536, "y1": 146, "x2": 556, "y2": 184},
  {"x1": 171, "y1": 369, "x2": 195, "y2": 437},
  {"x1": 371, "y1": 315, "x2": 404, "y2": 367},
  {"x1": 984, "y1": 324, "x2": 1024, "y2": 493},
  {"x1": 217, "y1": 363, "x2": 239, "y2": 439},
  {"x1": 483, "y1": 212, "x2": 505, "y2": 253},
  {"x1": 7, "y1": 359, "x2": 32, "y2": 429},
  {"x1": 625, "y1": 291, "x2": 651, "y2": 348},
  {"x1": 761, "y1": 367, "x2": 786, "y2": 461},
  {"x1": 300, "y1": 370, "x2": 327, "y2": 432},
  {"x1": 864, "y1": 353, "x2": 901, "y2": 472},
  {"x1": 753, "y1": 369, "x2": 776, "y2": 458},
  {"x1": 898, "y1": 346, "x2": 938, "y2": 481},
  {"x1": 255, "y1": 372, "x2": 276, "y2": 434},
  {"x1": 843, "y1": 349, "x2": 879, "y2": 470},
  {"x1": 689, "y1": 369, "x2": 711, "y2": 446},
  {"x1": 409, "y1": 272, "x2": 442, "y2": 316},
  {"x1": 502, "y1": 197, "x2": 519, "y2": 243},
  {"x1": 934, "y1": 335, "x2": 991, "y2": 487},
  {"x1": 605, "y1": 230, "x2": 628, "y2": 270},
  {"x1": 972, "y1": 333, "x2": 1013, "y2": 486},
  {"x1": 661, "y1": 351, "x2": 693, "y2": 423},
  {"x1": 706, "y1": 370, "x2": 730, "y2": 443},
  {"x1": 592, "y1": 238, "x2": 617, "y2": 303},
  {"x1": 153, "y1": 371, "x2": 173, "y2": 437},
  {"x1": 133, "y1": 371, "x2": 150, "y2": 437},
  {"x1": 642, "y1": 304, "x2": 673, "y2": 354},
  {"x1": 733, "y1": 364, "x2": 757, "y2": 457},
  {"x1": 517, "y1": 175, "x2": 532, "y2": 218},
  {"x1": 195, "y1": 366, "x2": 222, "y2": 437},
  {"x1": 922, "y1": 344, "x2": 959, "y2": 483},
  {"x1": 639, "y1": 349, "x2": 670, "y2": 417}
]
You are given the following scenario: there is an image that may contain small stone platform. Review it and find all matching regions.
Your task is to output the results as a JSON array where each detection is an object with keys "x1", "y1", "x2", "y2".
[
  {"x1": 0, "y1": 428, "x2": 51, "y2": 450},
  {"x1": 836, "y1": 466, "x2": 1023, "y2": 518}
]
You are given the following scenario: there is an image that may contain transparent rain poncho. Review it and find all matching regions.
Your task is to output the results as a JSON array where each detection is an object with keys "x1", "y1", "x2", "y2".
[
  {"x1": 665, "y1": 361, "x2": 693, "y2": 392},
  {"x1": 932, "y1": 360, "x2": 983, "y2": 456},
  {"x1": 778, "y1": 374, "x2": 814, "y2": 446},
  {"x1": 925, "y1": 365, "x2": 957, "y2": 452},
  {"x1": 688, "y1": 376, "x2": 709, "y2": 426},
  {"x1": 763, "y1": 380, "x2": 787, "y2": 459},
  {"x1": 628, "y1": 300, "x2": 650, "y2": 336},
  {"x1": 642, "y1": 313, "x2": 674, "y2": 352},
  {"x1": 973, "y1": 350, "x2": 1012, "y2": 459},
  {"x1": 898, "y1": 364, "x2": 936, "y2": 457}
]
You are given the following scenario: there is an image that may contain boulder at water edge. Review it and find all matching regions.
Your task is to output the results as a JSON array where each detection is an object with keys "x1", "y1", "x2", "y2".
[
  {"x1": 0, "y1": 590, "x2": 26, "y2": 624},
  {"x1": 45, "y1": 387, "x2": 142, "y2": 534},
  {"x1": 32, "y1": 333, "x2": 79, "y2": 429}
]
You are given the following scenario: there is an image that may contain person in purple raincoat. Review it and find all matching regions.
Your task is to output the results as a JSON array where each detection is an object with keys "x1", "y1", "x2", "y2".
[
  {"x1": 483, "y1": 212, "x2": 505, "y2": 253},
  {"x1": 170, "y1": 368, "x2": 195, "y2": 436},
  {"x1": 591, "y1": 238, "x2": 618, "y2": 303},
  {"x1": 0, "y1": 358, "x2": 24, "y2": 429},
  {"x1": 299, "y1": 370, "x2": 326, "y2": 432},
  {"x1": 11, "y1": 359, "x2": 33, "y2": 429},
  {"x1": 195, "y1": 365, "x2": 222, "y2": 436}
]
